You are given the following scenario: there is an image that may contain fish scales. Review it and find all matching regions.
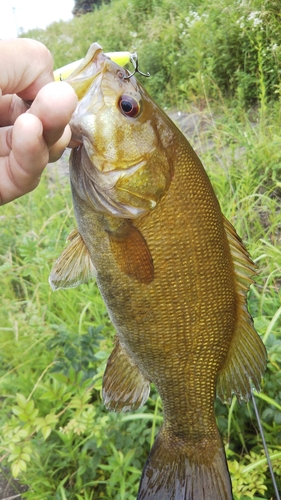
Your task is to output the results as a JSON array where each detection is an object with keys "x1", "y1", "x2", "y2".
[{"x1": 50, "y1": 43, "x2": 267, "y2": 500}]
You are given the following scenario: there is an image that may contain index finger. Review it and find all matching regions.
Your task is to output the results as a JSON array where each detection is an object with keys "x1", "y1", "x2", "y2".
[
  {"x1": 0, "y1": 38, "x2": 54, "y2": 100},
  {"x1": 28, "y1": 81, "x2": 78, "y2": 149}
]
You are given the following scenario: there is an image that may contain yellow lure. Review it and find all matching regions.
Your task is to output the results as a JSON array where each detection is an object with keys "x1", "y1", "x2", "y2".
[{"x1": 53, "y1": 51, "x2": 131, "y2": 81}]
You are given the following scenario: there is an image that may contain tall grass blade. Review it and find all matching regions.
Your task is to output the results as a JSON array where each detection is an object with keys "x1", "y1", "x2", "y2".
[
  {"x1": 251, "y1": 390, "x2": 280, "y2": 500},
  {"x1": 263, "y1": 306, "x2": 281, "y2": 345}
]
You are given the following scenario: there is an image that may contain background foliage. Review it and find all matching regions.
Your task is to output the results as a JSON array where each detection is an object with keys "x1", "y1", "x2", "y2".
[
  {"x1": 0, "y1": 0, "x2": 281, "y2": 498},
  {"x1": 22, "y1": 0, "x2": 281, "y2": 108}
]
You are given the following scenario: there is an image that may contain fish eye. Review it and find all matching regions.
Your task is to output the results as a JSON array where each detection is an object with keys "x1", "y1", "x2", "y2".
[{"x1": 118, "y1": 95, "x2": 140, "y2": 118}]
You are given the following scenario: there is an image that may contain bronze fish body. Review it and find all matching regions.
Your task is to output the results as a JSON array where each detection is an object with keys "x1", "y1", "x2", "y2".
[{"x1": 50, "y1": 44, "x2": 267, "y2": 500}]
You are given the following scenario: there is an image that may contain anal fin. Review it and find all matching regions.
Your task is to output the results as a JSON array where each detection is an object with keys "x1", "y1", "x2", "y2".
[
  {"x1": 102, "y1": 338, "x2": 150, "y2": 412},
  {"x1": 49, "y1": 228, "x2": 96, "y2": 290},
  {"x1": 216, "y1": 217, "x2": 267, "y2": 403}
]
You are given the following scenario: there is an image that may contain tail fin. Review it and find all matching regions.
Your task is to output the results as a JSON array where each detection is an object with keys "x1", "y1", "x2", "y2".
[{"x1": 137, "y1": 428, "x2": 233, "y2": 500}]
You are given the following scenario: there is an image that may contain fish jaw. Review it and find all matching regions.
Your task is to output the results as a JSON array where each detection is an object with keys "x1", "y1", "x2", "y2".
[{"x1": 65, "y1": 42, "x2": 108, "y2": 101}]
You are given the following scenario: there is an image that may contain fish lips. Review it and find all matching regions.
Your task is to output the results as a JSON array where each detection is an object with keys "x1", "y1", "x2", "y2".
[
  {"x1": 66, "y1": 43, "x2": 107, "y2": 84},
  {"x1": 67, "y1": 43, "x2": 132, "y2": 144},
  {"x1": 66, "y1": 42, "x2": 131, "y2": 101}
]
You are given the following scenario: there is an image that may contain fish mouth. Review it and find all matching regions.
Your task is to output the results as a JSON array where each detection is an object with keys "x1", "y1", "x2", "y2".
[
  {"x1": 66, "y1": 42, "x2": 133, "y2": 107},
  {"x1": 67, "y1": 42, "x2": 134, "y2": 91},
  {"x1": 68, "y1": 43, "x2": 134, "y2": 144},
  {"x1": 67, "y1": 43, "x2": 112, "y2": 144},
  {"x1": 66, "y1": 43, "x2": 109, "y2": 86}
]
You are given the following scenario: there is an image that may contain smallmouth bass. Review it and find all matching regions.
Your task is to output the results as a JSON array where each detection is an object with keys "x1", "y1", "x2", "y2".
[{"x1": 50, "y1": 43, "x2": 267, "y2": 500}]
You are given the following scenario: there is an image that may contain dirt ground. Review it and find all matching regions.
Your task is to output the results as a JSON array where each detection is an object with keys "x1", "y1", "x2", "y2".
[{"x1": 0, "y1": 467, "x2": 28, "y2": 499}]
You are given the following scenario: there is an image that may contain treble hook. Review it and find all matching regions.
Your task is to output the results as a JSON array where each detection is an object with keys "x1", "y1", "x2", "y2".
[{"x1": 123, "y1": 52, "x2": 150, "y2": 80}]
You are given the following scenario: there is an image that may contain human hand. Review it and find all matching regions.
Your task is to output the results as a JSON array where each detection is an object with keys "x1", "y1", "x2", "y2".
[{"x1": 0, "y1": 38, "x2": 78, "y2": 205}]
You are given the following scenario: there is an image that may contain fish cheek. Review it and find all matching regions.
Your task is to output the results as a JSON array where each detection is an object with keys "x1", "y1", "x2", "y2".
[{"x1": 115, "y1": 148, "x2": 173, "y2": 209}]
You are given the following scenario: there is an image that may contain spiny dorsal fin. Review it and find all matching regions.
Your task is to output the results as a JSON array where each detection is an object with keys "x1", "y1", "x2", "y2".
[
  {"x1": 49, "y1": 228, "x2": 96, "y2": 290},
  {"x1": 216, "y1": 217, "x2": 267, "y2": 403},
  {"x1": 103, "y1": 338, "x2": 150, "y2": 412},
  {"x1": 108, "y1": 221, "x2": 154, "y2": 284}
]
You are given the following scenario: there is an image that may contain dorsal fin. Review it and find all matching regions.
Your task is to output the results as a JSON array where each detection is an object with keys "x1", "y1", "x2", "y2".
[
  {"x1": 49, "y1": 228, "x2": 96, "y2": 290},
  {"x1": 216, "y1": 217, "x2": 267, "y2": 403}
]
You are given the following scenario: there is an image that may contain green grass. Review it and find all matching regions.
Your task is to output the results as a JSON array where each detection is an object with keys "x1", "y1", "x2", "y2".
[{"x1": 0, "y1": 0, "x2": 281, "y2": 497}]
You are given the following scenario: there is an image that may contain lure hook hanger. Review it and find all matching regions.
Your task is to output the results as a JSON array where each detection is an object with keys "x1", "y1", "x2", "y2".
[{"x1": 123, "y1": 52, "x2": 150, "y2": 80}]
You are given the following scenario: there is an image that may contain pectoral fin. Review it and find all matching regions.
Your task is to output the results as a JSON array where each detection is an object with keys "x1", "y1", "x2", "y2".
[
  {"x1": 108, "y1": 220, "x2": 154, "y2": 284},
  {"x1": 49, "y1": 228, "x2": 96, "y2": 290},
  {"x1": 216, "y1": 217, "x2": 267, "y2": 403},
  {"x1": 103, "y1": 338, "x2": 150, "y2": 412}
]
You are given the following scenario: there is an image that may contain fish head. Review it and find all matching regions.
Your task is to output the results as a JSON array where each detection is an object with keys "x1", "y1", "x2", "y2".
[{"x1": 67, "y1": 43, "x2": 174, "y2": 218}]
